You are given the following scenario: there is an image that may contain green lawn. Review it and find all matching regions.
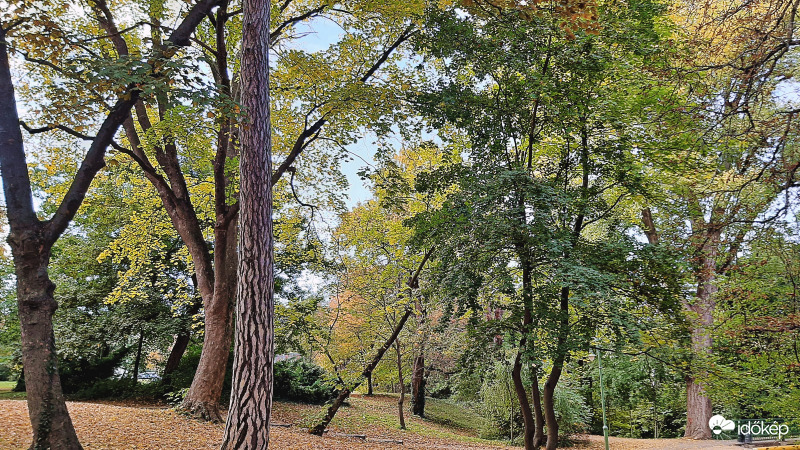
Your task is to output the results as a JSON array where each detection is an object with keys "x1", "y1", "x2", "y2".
[{"x1": 0, "y1": 380, "x2": 26, "y2": 399}]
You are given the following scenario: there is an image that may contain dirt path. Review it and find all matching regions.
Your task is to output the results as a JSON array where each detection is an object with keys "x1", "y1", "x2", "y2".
[{"x1": 578, "y1": 435, "x2": 742, "y2": 449}]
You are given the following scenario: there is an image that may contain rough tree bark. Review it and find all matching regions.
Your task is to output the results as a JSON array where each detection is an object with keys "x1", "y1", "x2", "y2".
[
  {"x1": 0, "y1": 4, "x2": 217, "y2": 446},
  {"x1": 683, "y1": 233, "x2": 718, "y2": 440},
  {"x1": 219, "y1": 0, "x2": 274, "y2": 446},
  {"x1": 643, "y1": 207, "x2": 716, "y2": 440}
]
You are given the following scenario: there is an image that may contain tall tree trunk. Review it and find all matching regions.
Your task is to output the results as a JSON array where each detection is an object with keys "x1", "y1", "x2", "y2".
[
  {"x1": 411, "y1": 354, "x2": 425, "y2": 417},
  {"x1": 684, "y1": 252, "x2": 716, "y2": 440},
  {"x1": 310, "y1": 308, "x2": 413, "y2": 435},
  {"x1": 395, "y1": 339, "x2": 406, "y2": 430},
  {"x1": 220, "y1": 0, "x2": 274, "y2": 445},
  {"x1": 132, "y1": 330, "x2": 145, "y2": 382},
  {"x1": 367, "y1": 372, "x2": 374, "y2": 396},
  {"x1": 12, "y1": 234, "x2": 83, "y2": 450},
  {"x1": 182, "y1": 221, "x2": 237, "y2": 422}
]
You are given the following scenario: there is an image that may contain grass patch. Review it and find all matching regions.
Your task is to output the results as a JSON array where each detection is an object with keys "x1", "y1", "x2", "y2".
[
  {"x1": 424, "y1": 397, "x2": 486, "y2": 431},
  {"x1": 0, "y1": 380, "x2": 25, "y2": 400}
]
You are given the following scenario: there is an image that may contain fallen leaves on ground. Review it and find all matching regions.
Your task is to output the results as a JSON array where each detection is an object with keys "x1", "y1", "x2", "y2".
[
  {"x1": 0, "y1": 400, "x2": 505, "y2": 449},
  {"x1": 0, "y1": 399, "x2": 742, "y2": 450}
]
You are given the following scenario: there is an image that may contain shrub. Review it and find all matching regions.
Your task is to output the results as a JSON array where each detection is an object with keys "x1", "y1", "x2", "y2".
[{"x1": 273, "y1": 358, "x2": 336, "y2": 404}]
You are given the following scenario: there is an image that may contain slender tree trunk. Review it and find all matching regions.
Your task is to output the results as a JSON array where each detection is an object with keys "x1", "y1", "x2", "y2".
[
  {"x1": 367, "y1": 372, "x2": 374, "y2": 395},
  {"x1": 220, "y1": 0, "x2": 274, "y2": 445},
  {"x1": 309, "y1": 248, "x2": 434, "y2": 436},
  {"x1": 531, "y1": 366, "x2": 546, "y2": 448},
  {"x1": 543, "y1": 286, "x2": 571, "y2": 450},
  {"x1": 395, "y1": 339, "x2": 406, "y2": 429},
  {"x1": 512, "y1": 349, "x2": 536, "y2": 450},
  {"x1": 132, "y1": 330, "x2": 145, "y2": 382},
  {"x1": 411, "y1": 354, "x2": 425, "y2": 417},
  {"x1": 310, "y1": 309, "x2": 413, "y2": 435}
]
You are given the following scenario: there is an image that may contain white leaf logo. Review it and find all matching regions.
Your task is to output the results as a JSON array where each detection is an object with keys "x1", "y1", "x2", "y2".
[{"x1": 709, "y1": 415, "x2": 736, "y2": 435}]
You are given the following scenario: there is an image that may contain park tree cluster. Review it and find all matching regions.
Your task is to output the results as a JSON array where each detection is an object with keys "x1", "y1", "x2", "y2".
[{"x1": 0, "y1": 0, "x2": 799, "y2": 449}]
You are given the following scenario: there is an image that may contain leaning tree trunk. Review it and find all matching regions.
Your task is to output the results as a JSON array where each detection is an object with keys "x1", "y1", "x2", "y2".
[
  {"x1": 164, "y1": 330, "x2": 191, "y2": 379},
  {"x1": 309, "y1": 248, "x2": 434, "y2": 436},
  {"x1": 220, "y1": 0, "x2": 274, "y2": 446},
  {"x1": 310, "y1": 309, "x2": 414, "y2": 435},
  {"x1": 132, "y1": 330, "x2": 145, "y2": 382}
]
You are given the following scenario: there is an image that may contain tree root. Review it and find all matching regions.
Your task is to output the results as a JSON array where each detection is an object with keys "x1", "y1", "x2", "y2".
[{"x1": 179, "y1": 399, "x2": 224, "y2": 423}]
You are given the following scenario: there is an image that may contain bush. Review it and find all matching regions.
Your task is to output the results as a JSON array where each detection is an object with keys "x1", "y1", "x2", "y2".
[
  {"x1": 273, "y1": 358, "x2": 336, "y2": 404},
  {"x1": 0, "y1": 364, "x2": 11, "y2": 382},
  {"x1": 478, "y1": 363, "x2": 522, "y2": 441},
  {"x1": 478, "y1": 363, "x2": 589, "y2": 443},
  {"x1": 553, "y1": 382, "x2": 590, "y2": 438}
]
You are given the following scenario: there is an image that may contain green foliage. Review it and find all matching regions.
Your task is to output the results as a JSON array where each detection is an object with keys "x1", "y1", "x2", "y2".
[{"x1": 273, "y1": 359, "x2": 337, "y2": 404}]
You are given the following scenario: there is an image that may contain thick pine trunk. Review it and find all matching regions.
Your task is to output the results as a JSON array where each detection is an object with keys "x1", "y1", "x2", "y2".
[
  {"x1": 220, "y1": 0, "x2": 274, "y2": 446},
  {"x1": 411, "y1": 354, "x2": 425, "y2": 417},
  {"x1": 12, "y1": 234, "x2": 83, "y2": 450}
]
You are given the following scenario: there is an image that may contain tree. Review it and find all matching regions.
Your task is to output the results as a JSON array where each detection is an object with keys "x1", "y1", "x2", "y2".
[
  {"x1": 0, "y1": 1, "x2": 219, "y2": 447},
  {"x1": 413, "y1": 2, "x2": 676, "y2": 447},
  {"x1": 640, "y1": 0, "x2": 800, "y2": 437},
  {"x1": 220, "y1": 0, "x2": 274, "y2": 446}
]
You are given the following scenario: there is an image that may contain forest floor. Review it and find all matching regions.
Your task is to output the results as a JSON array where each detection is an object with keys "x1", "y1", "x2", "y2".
[{"x1": 0, "y1": 393, "x2": 744, "y2": 449}]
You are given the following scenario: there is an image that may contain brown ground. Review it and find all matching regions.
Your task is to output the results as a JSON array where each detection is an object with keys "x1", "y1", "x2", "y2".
[{"x1": 0, "y1": 399, "x2": 745, "y2": 449}]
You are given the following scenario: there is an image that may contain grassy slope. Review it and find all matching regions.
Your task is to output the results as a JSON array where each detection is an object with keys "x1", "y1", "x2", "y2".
[{"x1": 274, "y1": 393, "x2": 507, "y2": 447}]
